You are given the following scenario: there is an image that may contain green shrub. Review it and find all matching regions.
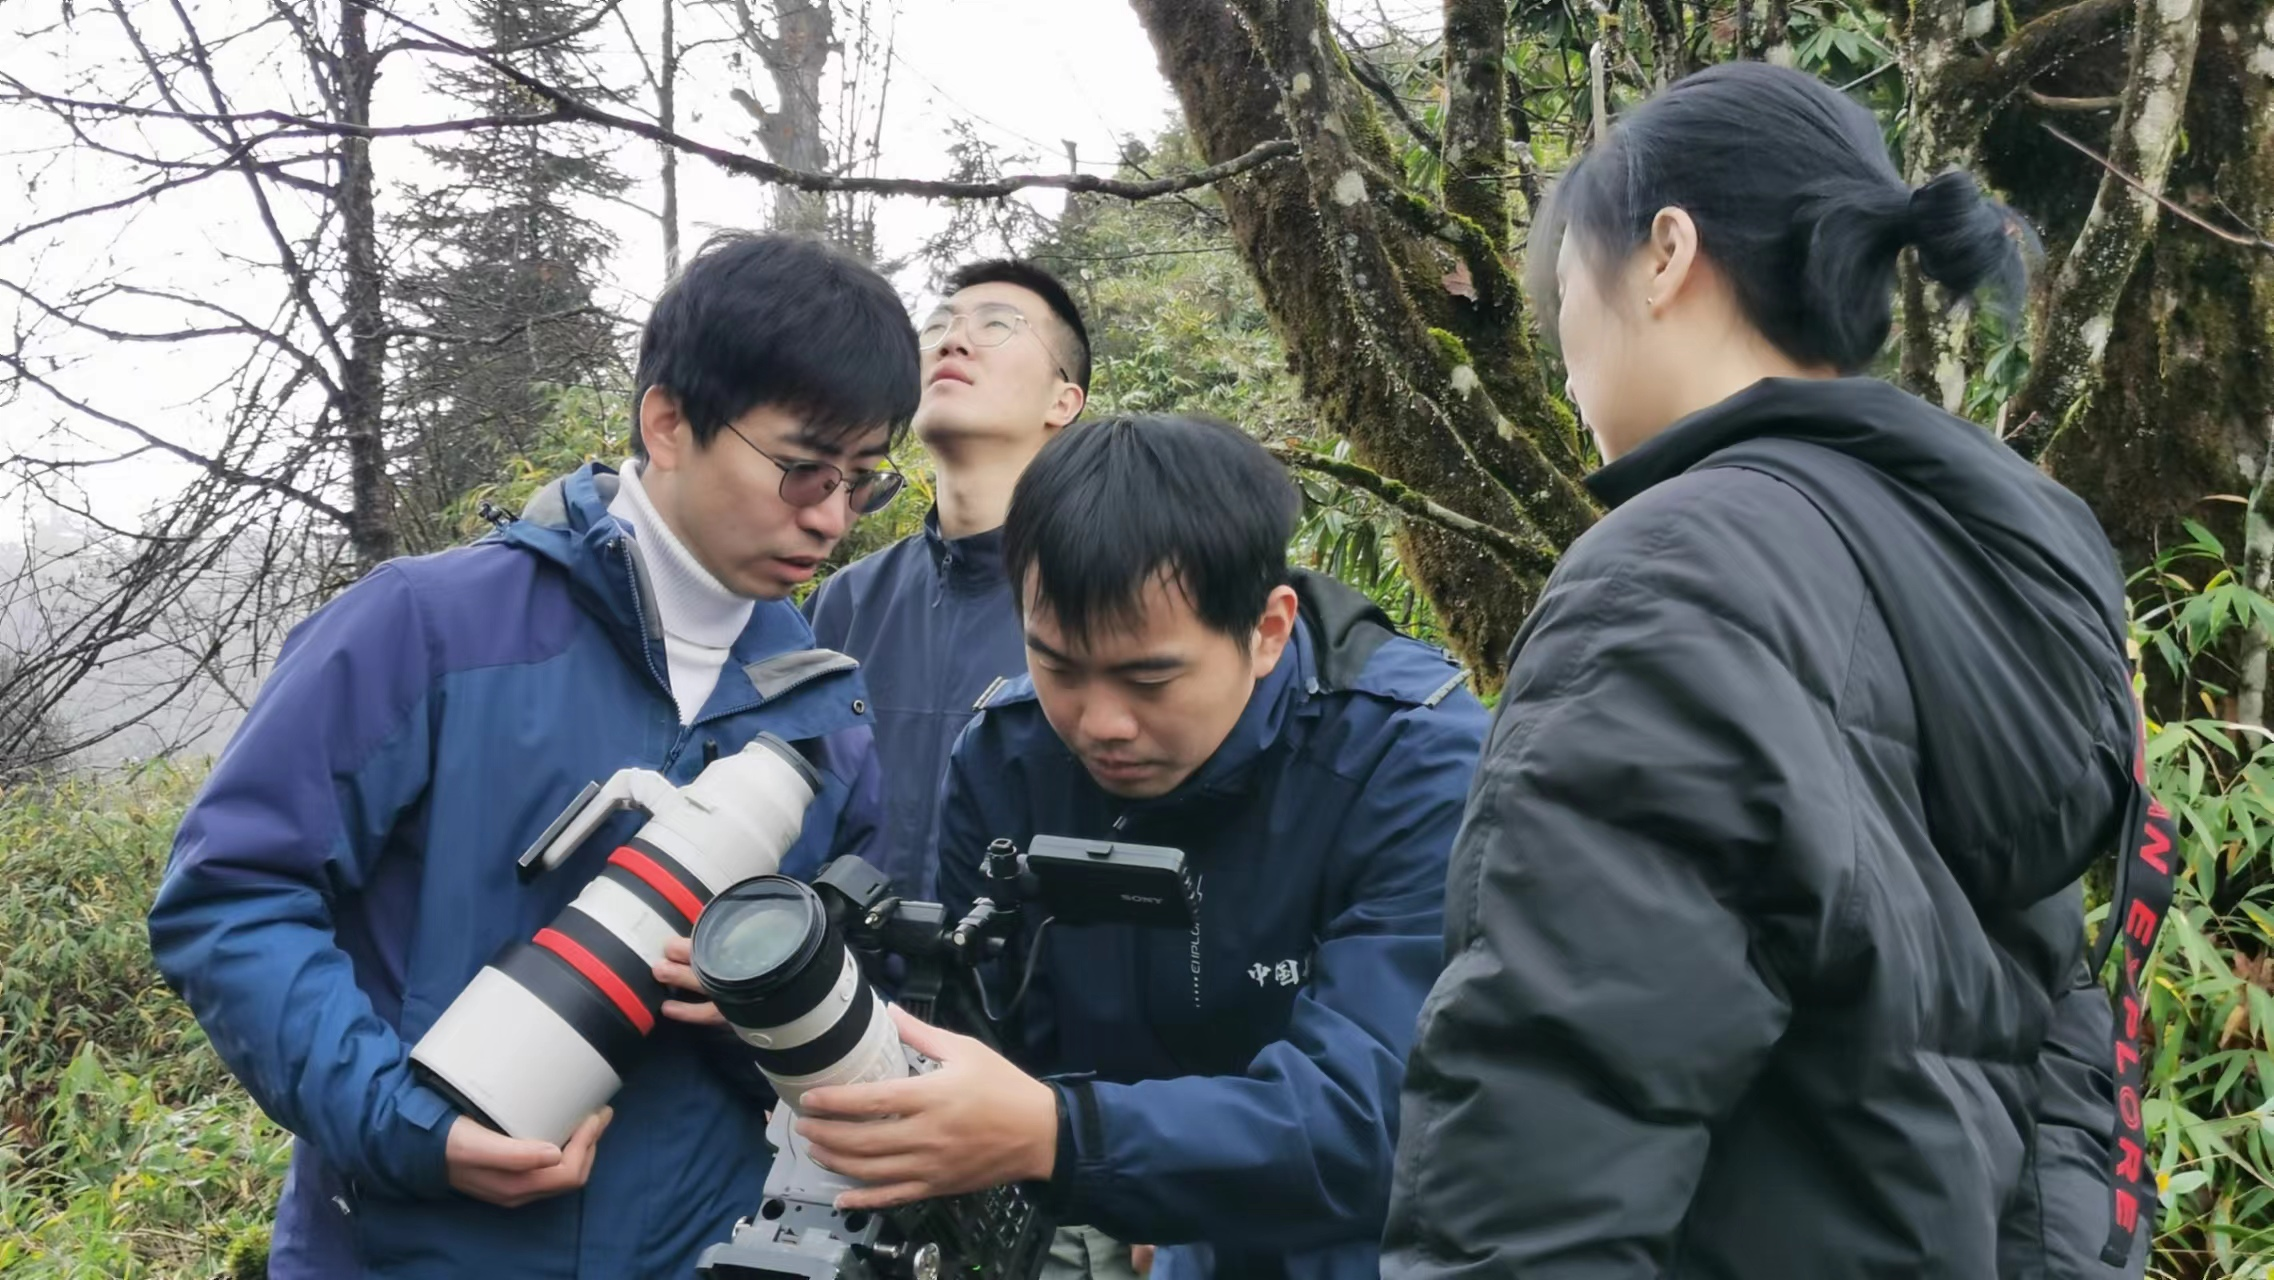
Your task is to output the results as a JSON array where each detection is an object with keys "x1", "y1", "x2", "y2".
[
  {"x1": 0, "y1": 765, "x2": 289, "y2": 1278},
  {"x1": 2132, "y1": 524, "x2": 2274, "y2": 1278}
]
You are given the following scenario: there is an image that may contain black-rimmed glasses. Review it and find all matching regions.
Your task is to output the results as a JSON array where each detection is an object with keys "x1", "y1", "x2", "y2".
[{"x1": 726, "y1": 425, "x2": 905, "y2": 516}]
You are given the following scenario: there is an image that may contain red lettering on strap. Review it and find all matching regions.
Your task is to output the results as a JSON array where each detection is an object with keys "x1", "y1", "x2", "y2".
[
  {"x1": 534, "y1": 927, "x2": 656, "y2": 1035},
  {"x1": 2125, "y1": 898, "x2": 2161, "y2": 946},
  {"x1": 2138, "y1": 819, "x2": 2172, "y2": 875},
  {"x1": 2116, "y1": 1136, "x2": 2145, "y2": 1183},
  {"x1": 2097, "y1": 714, "x2": 2175, "y2": 1266}
]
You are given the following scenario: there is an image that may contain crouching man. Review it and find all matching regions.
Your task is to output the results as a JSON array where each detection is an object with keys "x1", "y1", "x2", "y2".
[{"x1": 785, "y1": 414, "x2": 1488, "y2": 1280}]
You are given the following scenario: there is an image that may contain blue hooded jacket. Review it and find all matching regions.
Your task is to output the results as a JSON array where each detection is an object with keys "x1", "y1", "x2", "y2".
[
  {"x1": 805, "y1": 509, "x2": 1028, "y2": 899},
  {"x1": 937, "y1": 573, "x2": 1487, "y2": 1280},
  {"x1": 148, "y1": 463, "x2": 883, "y2": 1279}
]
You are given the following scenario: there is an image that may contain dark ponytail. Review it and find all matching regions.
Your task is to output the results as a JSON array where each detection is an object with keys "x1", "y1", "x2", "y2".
[
  {"x1": 1907, "y1": 168, "x2": 2031, "y2": 302},
  {"x1": 1529, "y1": 62, "x2": 2031, "y2": 374}
]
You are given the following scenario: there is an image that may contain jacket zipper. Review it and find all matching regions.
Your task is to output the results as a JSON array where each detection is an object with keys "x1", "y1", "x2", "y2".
[
  {"x1": 611, "y1": 537, "x2": 673, "y2": 696},
  {"x1": 612, "y1": 536, "x2": 695, "y2": 769}
]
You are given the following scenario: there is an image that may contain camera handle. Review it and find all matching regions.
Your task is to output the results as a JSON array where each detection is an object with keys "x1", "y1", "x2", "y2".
[{"x1": 807, "y1": 853, "x2": 1024, "y2": 1058}]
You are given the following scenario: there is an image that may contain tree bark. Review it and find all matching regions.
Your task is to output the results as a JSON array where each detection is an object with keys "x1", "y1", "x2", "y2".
[
  {"x1": 1899, "y1": 0, "x2": 2132, "y2": 409},
  {"x1": 2034, "y1": 0, "x2": 2273, "y2": 570},
  {"x1": 2005, "y1": 0, "x2": 2203, "y2": 444},
  {"x1": 2238, "y1": 434, "x2": 2274, "y2": 729},
  {"x1": 728, "y1": 0, "x2": 833, "y2": 236},
  {"x1": 1126, "y1": 0, "x2": 1600, "y2": 681},
  {"x1": 1640, "y1": 0, "x2": 1695, "y2": 79},
  {"x1": 1899, "y1": 0, "x2": 1995, "y2": 407},
  {"x1": 1443, "y1": 0, "x2": 1510, "y2": 245},
  {"x1": 338, "y1": 0, "x2": 394, "y2": 570}
]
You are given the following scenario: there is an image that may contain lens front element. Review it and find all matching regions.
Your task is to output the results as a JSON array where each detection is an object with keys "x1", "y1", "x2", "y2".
[{"x1": 696, "y1": 881, "x2": 821, "y2": 987}]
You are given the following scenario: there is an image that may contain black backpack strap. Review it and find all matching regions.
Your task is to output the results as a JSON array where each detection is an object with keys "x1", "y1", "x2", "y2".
[{"x1": 2086, "y1": 707, "x2": 2177, "y2": 1265}]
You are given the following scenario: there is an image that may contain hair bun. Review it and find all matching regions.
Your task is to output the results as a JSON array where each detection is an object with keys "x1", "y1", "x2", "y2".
[{"x1": 1906, "y1": 170, "x2": 2031, "y2": 301}]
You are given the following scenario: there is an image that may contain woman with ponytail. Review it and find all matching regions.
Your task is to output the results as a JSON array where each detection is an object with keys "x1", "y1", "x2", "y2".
[{"x1": 1385, "y1": 63, "x2": 2152, "y2": 1279}]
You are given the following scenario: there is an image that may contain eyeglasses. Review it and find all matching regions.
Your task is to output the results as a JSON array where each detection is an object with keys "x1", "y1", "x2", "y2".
[
  {"x1": 725, "y1": 425, "x2": 905, "y2": 516},
  {"x1": 916, "y1": 302, "x2": 1071, "y2": 383}
]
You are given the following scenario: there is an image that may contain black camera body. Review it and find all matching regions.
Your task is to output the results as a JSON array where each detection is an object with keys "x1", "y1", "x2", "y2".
[{"x1": 693, "y1": 836, "x2": 1192, "y2": 1280}]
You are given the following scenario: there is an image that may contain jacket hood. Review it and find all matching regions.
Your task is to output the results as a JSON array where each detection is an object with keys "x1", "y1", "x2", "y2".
[
  {"x1": 498, "y1": 463, "x2": 647, "y2": 641},
  {"x1": 497, "y1": 462, "x2": 827, "y2": 696},
  {"x1": 1590, "y1": 376, "x2": 2135, "y2": 910}
]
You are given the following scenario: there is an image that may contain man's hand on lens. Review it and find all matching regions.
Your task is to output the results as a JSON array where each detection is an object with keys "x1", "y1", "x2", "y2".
[
  {"x1": 654, "y1": 935, "x2": 725, "y2": 1026},
  {"x1": 445, "y1": 1107, "x2": 612, "y2": 1208},
  {"x1": 795, "y1": 1005, "x2": 1057, "y2": 1210},
  {"x1": 1132, "y1": 1244, "x2": 1156, "y2": 1274}
]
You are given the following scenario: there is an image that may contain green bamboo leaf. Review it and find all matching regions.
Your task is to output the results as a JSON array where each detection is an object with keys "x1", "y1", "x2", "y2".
[{"x1": 2183, "y1": 519, "x2": 2229, "y2": 558}]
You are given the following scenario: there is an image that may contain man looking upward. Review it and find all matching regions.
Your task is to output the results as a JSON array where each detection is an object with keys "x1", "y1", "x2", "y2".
[{"x1": 806, "y1": 259, "x2": 1089, "y2": 898}]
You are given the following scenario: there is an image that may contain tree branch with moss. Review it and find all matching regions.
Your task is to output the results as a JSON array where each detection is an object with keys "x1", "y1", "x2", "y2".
[
  {"x1": 1442, "y1": 0, "x2": 1512, "y2": 264},
  {"x1": 1264, "y1": 442, "x2": 1558, "y2": 575},
  {"x1": 1124, "y1": 0, "x2": 1585, "y2": 678}
]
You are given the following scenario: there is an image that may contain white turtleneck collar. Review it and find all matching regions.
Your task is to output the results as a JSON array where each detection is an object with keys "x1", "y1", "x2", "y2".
[{"x1": 607, "y1": 458, "x2": 756, "y2": 722}]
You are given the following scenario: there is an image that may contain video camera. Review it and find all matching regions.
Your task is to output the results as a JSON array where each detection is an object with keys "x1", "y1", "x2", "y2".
[{"x1": 690, "y1": 835, "x2": 1200, "y2": 1280}]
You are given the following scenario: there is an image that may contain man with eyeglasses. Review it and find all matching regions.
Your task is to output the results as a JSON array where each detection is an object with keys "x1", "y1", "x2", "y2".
[
  {"x1": 805, "y1": 259, "x2": 1089, "y2": 903},
  {"x1": 149, "y1": 233, "x2": 908, "y2": 1280}
]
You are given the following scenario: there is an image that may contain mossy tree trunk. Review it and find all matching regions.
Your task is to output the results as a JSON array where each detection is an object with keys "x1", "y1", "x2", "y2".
[
  {"x1": 1129, "y1": 0, "x2": 2261, "y2": 693},
  {"x1": 1127, "y1": 0, "x2": 1597, "y2": 682},
  {"x1": 2028, "y1": 0, "x2": 2273, "y2": 578}
]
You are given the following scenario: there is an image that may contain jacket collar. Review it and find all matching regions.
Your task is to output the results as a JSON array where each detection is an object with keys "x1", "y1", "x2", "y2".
[
  {"x1": 501, "y1": 462, "x2": 650, "y2": 646},
  {"x1": 1586, "y1": 376, "x2": 1930, "y2": 509},
  {"x1": 500, "y1": 463, "x2": 828, "y2": 710},
  {"x1": 921, "y1": 507, "x2": 1008, "y2": 592}
]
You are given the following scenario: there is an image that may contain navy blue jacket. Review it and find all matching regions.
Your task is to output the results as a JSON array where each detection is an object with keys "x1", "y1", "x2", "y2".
[
  {"x1": 937, "y1": 573, "x2": 1487, "y2": 1280},
  {"x1": 149, "y1": 464, "x2": 883, "y2": 1278},
  {"x1": 806, "y1": 509, "x2": 1028, "y2": 899}
]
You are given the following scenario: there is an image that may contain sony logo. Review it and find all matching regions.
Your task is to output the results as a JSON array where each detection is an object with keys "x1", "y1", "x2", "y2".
[{"x1": 1119, "y1": 893, "x2": 1165, "y2": 904}]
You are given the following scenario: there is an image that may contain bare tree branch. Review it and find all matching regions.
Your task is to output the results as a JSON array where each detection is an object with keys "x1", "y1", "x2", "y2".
[
  {"x1": 2040, "y1": 122, "x2": 2274, "y2": 252},
  {"x1": 1944, "y1": 0, "x2": 2133, "y2": 113},
  {"x1": 1334, "y1": 23, "x2": 1444, "y2": 161},
  {"x1": 362, "y1": 0, "x2": 1299, "y2": 201},
  {"x1": 2026, "y1": 87, "x2": 2124, "y2": 111},
  {"x1": 0, "y1": 124, "x2": 270, "y2": 250},
  {"x1": 0, "y1": 275, "x2": 340, "y2": 400},
  {"x1": 0, "y1": 355, "x2": 353, "y2": 524}
]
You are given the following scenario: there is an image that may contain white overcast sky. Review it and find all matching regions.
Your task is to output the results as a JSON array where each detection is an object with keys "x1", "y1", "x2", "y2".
[{"x1": 0, "y1": 0, "x2": 1436, "y2": 528}]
